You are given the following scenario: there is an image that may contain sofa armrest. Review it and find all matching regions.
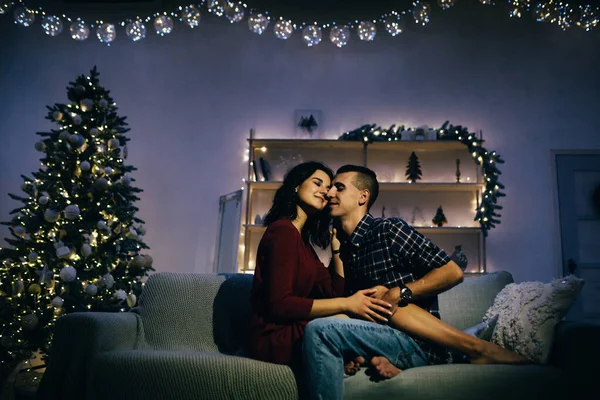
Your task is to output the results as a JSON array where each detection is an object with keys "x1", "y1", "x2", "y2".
[
  {"x1": 38, "y1": 312, "x2": 145, "y2": 400},
  {"x1": 550, "y1": 320, "x2": 599, "y2": 396}
]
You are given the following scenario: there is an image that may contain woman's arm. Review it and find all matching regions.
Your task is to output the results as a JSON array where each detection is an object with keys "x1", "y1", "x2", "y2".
[{"x1": 308, "y1": 289, "x2": 392, "y2": 323}]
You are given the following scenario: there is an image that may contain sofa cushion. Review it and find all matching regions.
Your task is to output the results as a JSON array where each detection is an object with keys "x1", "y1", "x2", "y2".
[
  {"x1": 483, "y1": 274, "x2": 585, "y2": 364},
  {"x1": 438, "y1": 271, "x2": 513, "y2": 330}
]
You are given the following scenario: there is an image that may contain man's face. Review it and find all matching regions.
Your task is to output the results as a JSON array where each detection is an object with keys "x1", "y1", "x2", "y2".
[{"x1": 326, "y1": 172, "x2": 363, "y2": 218}]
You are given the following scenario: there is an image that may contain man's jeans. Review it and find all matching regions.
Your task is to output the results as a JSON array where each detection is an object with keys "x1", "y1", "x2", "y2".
[{"x1": 302, "y1": 317, "x2": 428, "y2": 400}]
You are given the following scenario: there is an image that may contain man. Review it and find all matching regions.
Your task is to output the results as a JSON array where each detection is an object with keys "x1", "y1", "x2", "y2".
[{"x1": 302, "y1": 165, "x2": 470, "y2": 400}]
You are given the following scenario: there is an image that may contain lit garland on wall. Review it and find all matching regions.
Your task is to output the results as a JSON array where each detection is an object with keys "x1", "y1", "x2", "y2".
[
  {"x1": 0, "y1": 0, "x2": 598, "y2": 46},
  {"x1": 338, "y1": 121, "x2": 505, "y2": 236}
]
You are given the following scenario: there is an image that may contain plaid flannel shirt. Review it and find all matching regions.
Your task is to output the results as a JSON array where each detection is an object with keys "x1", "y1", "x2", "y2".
[{"x1": 340, "y1": 214, "x2": 454, "y2": 365}]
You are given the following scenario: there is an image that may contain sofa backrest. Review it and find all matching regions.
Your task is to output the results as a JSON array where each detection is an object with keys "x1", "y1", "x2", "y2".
[
  {"x1": 438, "y1": 271, "x2": 514, "y2": 330},
  {"x1": 139, "y1": 271, "x2": 513, "y2": 352}
]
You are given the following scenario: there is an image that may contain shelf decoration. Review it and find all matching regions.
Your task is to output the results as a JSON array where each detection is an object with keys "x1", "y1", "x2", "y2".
[
  {"x1": 432, "y1": 205, "x2": 448, "y2": 227},
  {"x1": 338, "y1": 120, "x2": 505, "y2": 236},
  {"x1": 455, "y1": 158, "x2": 461, "y2": 183},
  {"x1": 405, "y1": 152, "x2": 422, "y2": 183}
]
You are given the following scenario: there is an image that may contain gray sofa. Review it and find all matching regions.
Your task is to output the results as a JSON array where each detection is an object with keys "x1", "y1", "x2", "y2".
[{"x1": 38, "y1": 271, "x2": 598, "y2": 400}]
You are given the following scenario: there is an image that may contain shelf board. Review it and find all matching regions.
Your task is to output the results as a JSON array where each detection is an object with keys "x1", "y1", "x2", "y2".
[
  {"x1": 244, "y1": 224, "x2": 480, "y2": 234},
  {"x1": 248, "y1": 181, "x2": 482, "y2": 192},
  {"x1": 250, "y1": 139, "x2": 467, "y2": 152}
]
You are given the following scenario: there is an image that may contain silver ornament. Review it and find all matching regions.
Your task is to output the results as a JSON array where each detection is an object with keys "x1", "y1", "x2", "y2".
[
  {"x1": 330, "y1": 26, "x2": 350, "y2": 48},
  {"x1": 90, "y1": 128, "x2": 99, "y2": 136},
  {"x1": 104, "y1": 167, "x2": 114, "y2": 175},
  {"x1": 13, "y1": 225, "x2": 26, "y2": 237},
  {"x1": 69, "y1": 134, "x2": 85, "y2": 148},
  {"x1": 412, "y1": 3, "x2": 431, "y2": 26},
  {"x1": 56, "y1": 246, "x2": 72, "y2": 259},
  {"x1": 86, "y1": 284, "x2": 98, "y2": 296},
  {"x1": 34, "y1": 141, "x2": 46, "y2": 152},
  {"x1": 70, "y1": 20, "x2": 90, "y2": 41},
  {"x1": 274, "y1": 20, "x2": 293, "y2": 40},
  {"x1": 136, "y1": 225, "x2": 146, "y2": 236},
  {"x1": 59, "y1": 266, "x2": 77, "y2": 282},
  {"x1": 97, "y1": 23, "x2": 117, "y2": 44},
  {"x1": 14, "y1": 6, "x2": 35, "y2": 27},
  {"x1": 121, "y1": 175, "x2": 131, "y2": 186},
  {"x1": 154, "y1": 15, "x2": 173, "y2": 35},
  {"x1": 28, "y1": 252, "x2": 39, "y2": 261},
  {"x1": 80, "y1": 98, "x2": 94, "y2": 112},
  {"x1": 74, "y1": 85, "x2": 86, "y2": 95},
  {"x1": 302, "y1": 25, "x2": 322, "y2": 47},
  {"x1": 108, "y1": 138, "x2": 119, "y2": 149},
  {"x1": 64, "y1": 204, "x2": 81, "y2": 220},
  {"x1": 42, "y1": 16, "x2": 63, "y2": 36},
  {"x1": 98, "y1": 98, "x2": 108, "y2": 109},
  {"x1": 72, "y1": 114, "x2": 82, "y2": 125},
  {"x1": 182, "y1": 5, "x2": 201, "y2": 28},
  {"x1": 97, "y1": 220, "x2": 110, "y2": 233},
  {"x1": 357, "y1": 21, "x2": 376, "y2": 41},
  {"x1": 126, "y1": 292, "x2": 137, "y2": 308},
  {"x1": 207, "y1": 0, "x2": 227, "y2": 17},
  {"x1": 248, "y1": 13, "x2": 269, "y2": 35},
  {"x1": 126, "y1": 20, "x2": 146, "y2": 42},
  {"x1": 225, "y1": 2, "x2": 245, "y2": 23},
  {"x1": 21, "y1": 314, "x2": 39, "y2": 331},
  {"x1": 80, "y1": 160, "x2": 91, "y2": 171},
  {"x1": 52, "y1": 111, "x2": 63, "y2": 121},
  {"x1": 52, "y1": 296, "x2": 64, "y2": 308},
  {"x1": 437, "y1": 0, "x2": 456, "y2": 10},
  {"x1": 39, "y1": 195, "x2": 49, "y2": 205},
  {"x1": 58, "y1": 130, "x2": 70, "y2": 140},
  {"x1": 44, "y1": 209, "x2": 60, "y2": 223}
]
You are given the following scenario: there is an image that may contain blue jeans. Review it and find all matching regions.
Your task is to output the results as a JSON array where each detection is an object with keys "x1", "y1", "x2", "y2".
[{"x1": 302, "y1": 317, "x2": 428, "y2": 400}]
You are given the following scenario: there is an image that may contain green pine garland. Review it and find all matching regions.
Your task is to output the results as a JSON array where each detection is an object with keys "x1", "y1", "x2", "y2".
[{"x1": 338, "y1": 121, "x2": 505, "y2": 236}]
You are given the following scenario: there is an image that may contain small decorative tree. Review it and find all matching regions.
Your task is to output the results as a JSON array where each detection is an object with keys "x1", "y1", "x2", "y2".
[
  {"x1": 405, "y1": 152, "x2": 422, "y2": 183},
  {"x1": 432, "y1": 206, "x2": 448, "y2": 227}
]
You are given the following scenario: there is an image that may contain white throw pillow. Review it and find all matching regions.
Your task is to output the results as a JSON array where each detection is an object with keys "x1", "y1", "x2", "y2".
[{"x1": 482, "y1": 275, "x2": 585, "y2": 364}]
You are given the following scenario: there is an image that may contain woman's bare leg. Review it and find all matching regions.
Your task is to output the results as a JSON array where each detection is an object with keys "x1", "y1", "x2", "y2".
[{"x1": 388, "y1": 304, "x2": 528, "y2": 364}]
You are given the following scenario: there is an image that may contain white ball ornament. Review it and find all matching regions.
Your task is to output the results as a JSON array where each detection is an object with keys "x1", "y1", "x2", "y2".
[
  {"x1": 98, "y1": 99, "x2": 108, "y2": 109},
  {"x1": 58, "y1": 130, "x2": 70, "y2": 141},
  {"x1": 81, "y1": 243, "x2": 92, "y2": 258},
  {"x1": 13, "y1": 225, "x2": 26, "y2": 237},
  {"x1": 69, "y1": 134, "x2": 85, "y2": 148},
  {"x1": 121, "y1": 175, "x2": 131, "y2": 186},
  {"x1": 108, "y1": 138, "x2": 119, "y2": 149},
  {"x1": 94, "y1": 178, "x2": 109, "y2": 191},
  {"x1": 59, "y1": 266, "x2": 77, "y2": 282},
  {"x1": 86, "y1": 284, "x2": 98, "y2": 296},
  {"x1": 64, "y1": 204, "x2": 81, "y2": 220},
  {"x1": 72, "y1": 114, "x2": 82, "y2": 125},
  {"x1": 21, "y1": 314, "x2": 39, "y2": 331},
  {"x1": 52, "y1": 296, "x2": 64, "y2": 308},
  {"x1": 104, "y1": 167, "x2": 114, "y2": 175},
  {"x1": 80, "y1": 98, "x2": 94, "y2": 112},
  {"x1": 34, "y1": 141, "x2": 46, "y2": 152},
  {"x1": 44, "y1": 209, "x2": 60, "y2": 223},
  {"x1": 101, "y1": 273, "x2": 115, "y2": 289},
  {"x1": 113, "y1": 289, "x2": 127, "y2": 302},
  {"x1": 28, "y1": 252, "x2": 38, "y2": 261},
  {"x1": 136, "y1": 225, "x2": 146, "y2": 236},
  {"x1": 80, "y1": 161, "x2": 91, "y2": 171},
  {"x1": 39, "y1": 195, "x2": 49, "y2": 205}
]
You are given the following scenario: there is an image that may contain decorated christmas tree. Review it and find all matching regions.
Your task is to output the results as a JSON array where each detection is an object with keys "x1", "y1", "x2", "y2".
[
  {"x1": 405, "y1": 151, "x2": 422, "y2": 183},
  {"x1": 0, "y1": 67, "x2": 153, "y2": 378},
  {"x1": 432, "y1": 206, "x2": 448, "y2": 227}
]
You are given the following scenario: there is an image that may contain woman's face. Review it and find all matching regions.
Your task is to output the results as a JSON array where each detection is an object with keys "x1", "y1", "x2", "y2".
[{"x1": 297, "y1": 169, "x2": 331, "y2": 212}]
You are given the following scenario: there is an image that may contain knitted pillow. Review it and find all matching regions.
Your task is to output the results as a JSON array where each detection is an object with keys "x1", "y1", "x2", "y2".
[{"x1": 482, "y1": 275, "x2": 585, "y2": 364}]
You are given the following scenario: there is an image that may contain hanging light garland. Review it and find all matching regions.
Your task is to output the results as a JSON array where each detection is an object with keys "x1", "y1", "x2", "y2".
[{"x1": 1, "y1": 0, "x2": 598, "y2": 45}]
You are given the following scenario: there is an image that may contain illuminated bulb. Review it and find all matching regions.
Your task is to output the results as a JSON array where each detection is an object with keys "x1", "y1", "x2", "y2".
[{"x1": 260, "y1": 147, "x2": 267, "y2": 152}]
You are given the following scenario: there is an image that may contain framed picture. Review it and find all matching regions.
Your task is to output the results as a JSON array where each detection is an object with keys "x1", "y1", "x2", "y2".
[{"x1": 294, "y1": 109, "x2": 322, "y2": 138}]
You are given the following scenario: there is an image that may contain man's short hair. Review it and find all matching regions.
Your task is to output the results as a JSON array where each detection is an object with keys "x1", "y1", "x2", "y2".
[{"x1": 336, "y1": 165, "x2": 379, "y2": 209}]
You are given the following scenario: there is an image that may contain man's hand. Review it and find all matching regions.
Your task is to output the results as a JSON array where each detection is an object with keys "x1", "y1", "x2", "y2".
[
  {"x1": 369, "y1": 285, "x2": 389, "y2": 300},
  {"x1": 344, "y1": 289, "x2": 393, "y2": 323},
  {"x1": 380, "y1": 287, "x2": 401, "y2": 317}
]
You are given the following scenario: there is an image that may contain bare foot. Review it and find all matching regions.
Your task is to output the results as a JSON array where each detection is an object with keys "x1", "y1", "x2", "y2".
[
  {"x1": 344, "y1": 356, "x2": 365, "y2": 375},
  {"x1": 469, "y1": 342, "x2": 530, "y2": 365},
  {"x1": 370, "y1": 356, "x2": 402, "y2": 379}
]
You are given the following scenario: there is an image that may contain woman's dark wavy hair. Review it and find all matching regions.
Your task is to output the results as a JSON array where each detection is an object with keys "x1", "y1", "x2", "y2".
[{"x1": 263, "y1": 161, "x2": 333, "y2": 249}]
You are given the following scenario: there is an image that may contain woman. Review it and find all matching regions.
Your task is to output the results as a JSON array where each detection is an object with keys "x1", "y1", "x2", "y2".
[{"x1": 247, "y1": 162, "x2": 392, "y2": 368}]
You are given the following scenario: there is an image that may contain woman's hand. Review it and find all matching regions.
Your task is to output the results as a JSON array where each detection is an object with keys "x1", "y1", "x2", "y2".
[{"x1": 343, "y1": 289, "x2": 393, "y2": 323}]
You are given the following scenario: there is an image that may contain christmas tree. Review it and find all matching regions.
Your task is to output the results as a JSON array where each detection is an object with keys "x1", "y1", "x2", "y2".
[
  {"x1": 405, "y1": 151, "x2": 422, "y2": 183},
  {"x1": 432, "y1": 206, "x2": 448, "y2": 227},
  {"x1": 0, "y1": 67, "x2": 153, "y2": 378}
]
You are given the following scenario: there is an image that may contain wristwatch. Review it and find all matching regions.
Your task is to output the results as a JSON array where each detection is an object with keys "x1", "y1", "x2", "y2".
[{"x1": 399, "y1": 285, "x2": 413, "y2": 306}]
